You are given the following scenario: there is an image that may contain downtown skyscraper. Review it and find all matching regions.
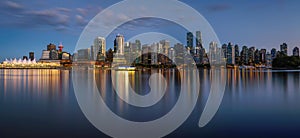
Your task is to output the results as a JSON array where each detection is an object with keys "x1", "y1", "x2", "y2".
[
  {"x1": 114, "y1": 34, "x2": 125, "y2": 55},
  {"x1": 186, "y1": 32, "x2": 194, "y2": 55},
  {"x1": 92, "y1": 37, "x2": 106, "y2": 61}
]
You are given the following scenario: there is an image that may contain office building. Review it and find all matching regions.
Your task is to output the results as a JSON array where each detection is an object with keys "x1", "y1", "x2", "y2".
[
  {"x1": 47, "y1": 43, "x2": 56, "y2": 51},
  {"x1": 260, "y1": 49, "x2": 267, "y2": 64},
  {"x1": 196, "y1": 31, "x2": 203, "y2": 48},
  {"x1": 187, "y1": 32, "x2": 194, "y2": 55},
  {"x1": 160, "y1": 40, "x2": 170, "y2": 56},
  {"x1": 29, "y1": 52, "x2": 34, "y2": 61},
  {"x1": 271, "y1": 48, "x2": 277, "y2": 59},
  {"x1": 50, "y1": 50, "x2": 58, "y2": 60},
  {"x1": 78, "y1": 48, "x2": 91, "y2": 61},
  {"x1": 293, "y1": 47, "x2": 299, "y2": 57},
  {"x1": 168, "y1": 47, "x2": 175, "y2": 64},
  {"x1": 254, "y1": 49, "x2": 260, "y2": 64},
  {"x1": 115, "y1": 34, "x2": 125, "y2": 55},
  {"x1": 92, "y1": 37, "x2": 106, "y2": 61},
  {"x1": 209, "y1": 41, "x2": 218, "y2": 65},
  {"x1": 266, "y1": 52, "x2": 272, "y2": 67},
  {"x1": 248, "y1": 47, "x2": 255, "y2": 64},
  {"x1": 222, "y1": 44, "x2": 227, "y2": 59},
  {"x1": 41, "y1": 50, "x2": 50, "y2": 60},
  {"x1": 241, "y1": 46, "x2": 249, "y2": 65},
  {"x1": 280, "y1": 43, "x2": 288, "y2": 56},
  {"x1": 227, "y1": 43, "x2": 235, "y2": 65},
  {"x1": 234, "y1": 44, "x2": 240, "y2": 64}
]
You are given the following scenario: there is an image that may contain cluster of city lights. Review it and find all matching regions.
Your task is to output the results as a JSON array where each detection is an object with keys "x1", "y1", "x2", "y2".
[{"x1": 0, "y1": 58, "x2": 61, "y2": 68}]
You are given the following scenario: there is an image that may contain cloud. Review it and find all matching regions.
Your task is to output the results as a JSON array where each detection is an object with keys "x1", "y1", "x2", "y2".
[
  {"x1": 207, "y1": 4, "x2": 231, "y2": 12},
  {"x1": 56, "y1": 7, "x2": 72, "y2": 13},
  {"x1": 0, "y1": 2, "x2": 101, "y2": 33},
  {"x1": 76, "y1": 8, "x2": 88, "y2": 15},
  {"x1": 25, "y1": 9, "x2": 70, "y2": 27},
  {"x1": 4, "y1": 1, "x2": 24, "y2": 10},
  {"x1": 75, "y1": 14, "x2": 88, "y2": 26}
]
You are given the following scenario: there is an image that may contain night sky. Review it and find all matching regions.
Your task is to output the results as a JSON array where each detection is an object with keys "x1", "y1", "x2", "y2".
[{"x1": 0, "y1": 0, "x2": 300, "y2": 60}]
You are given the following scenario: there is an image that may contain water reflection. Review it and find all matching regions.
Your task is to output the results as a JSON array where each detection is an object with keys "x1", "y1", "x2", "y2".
[
  {"x1": 1, "y1": 69, "x2": 300, "y2": 137},
  {"x1": 0, "y1": 69, "x2": 70, "y2": 102},
  {"x1": 225, "y1": 69, "x2": 300, "y2": 105},
  {"x1": 94, "y1": 69, "x2": 183, "y2": 122}
]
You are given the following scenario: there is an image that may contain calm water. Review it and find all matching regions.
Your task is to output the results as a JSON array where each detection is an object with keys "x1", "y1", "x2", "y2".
[{"x1": 1, "y1": 69, "x2": 300, "y2": 137}]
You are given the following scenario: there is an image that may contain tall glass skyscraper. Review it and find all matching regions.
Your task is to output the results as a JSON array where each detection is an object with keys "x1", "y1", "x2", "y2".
[
  {"x1": 293, "y1": 47, "x2": 299, "y2": 57},
  {"x1": 115, "y1": 34, "x2": 125, "y2": 55},
  {"x1": 92, "y1": 37, "x2": 106, "y2": 61},
  {"x1": 227, "y1": 43, "x2": 235, "y2": 65},
  {"x1": 280, "y1": 43, "x2": 288, "y2": 56},
  {"x1": 186, "y1": 32, "x2": 194, "y2": 55},
  {"x1": 196, "y1": 31, "x2": 203, "y2": 49}
]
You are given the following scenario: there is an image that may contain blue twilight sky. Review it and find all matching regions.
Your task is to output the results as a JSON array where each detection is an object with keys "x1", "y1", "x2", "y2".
[{"x1": 0, "y1": 0, "x2": 300, "y2": 60}]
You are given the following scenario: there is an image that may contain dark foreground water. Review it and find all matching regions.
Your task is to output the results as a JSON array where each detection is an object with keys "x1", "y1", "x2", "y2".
[{"x1": 1, "y1": 69, "x2": 300, "y2": 137}]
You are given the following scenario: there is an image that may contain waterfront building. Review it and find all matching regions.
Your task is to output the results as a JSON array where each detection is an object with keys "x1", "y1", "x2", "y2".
[
  {"x1": 29, "y1": 52, "x2": 34, "y2": 61},
  {"x1": 47, "y1": 43, "x2": 56, "y2": 51},
  {"x1": 142, "y1": 45, "x2": 151, "y2": 65},
  {"x1": 266, "y1": 52, "x2": 272, "y2": 67},
  {"x1": 293, "y1": 47, "x2": 299, "y2": 57},
  {"x1": 195, "y1": 31, "x2": 203, "y2": 56},
  {"x1": 222, "y1": 44, "x2": 227, "y2": 59},
  {"x1": 168, "y1": 47, "x2": 175, "y2": 64},
  {"x1": 241, "y1": 46, "x2": 249, "y2": 65},
  {"x1": 196, "y1": 31, "x2": 203, "y2": 49},
  {"x1": 150, "y1": 42, "x2": 164, "y2": 65},
  {"x1": 112, "y1": 34, "x2": 127, "y2": 66},
  {"x1": 187, "y1": 32, "x2": 194, "y2": 55},
  {"x1": 77, "y1": 48, "x2": 91, "y2": 61},
  {"x1": 248, "y1": 47, "x2": 255, "y2": 64},
  {"x1": 41, "y1": 50, "x2": 50, "y2": 60},
  {"x1": 226, "y1": 43, "x2": 235, "y2": 65},
  {"x1": 280, "y1": 43, "x2": 288, "y2": 56},
  {"x1": 124, "y1": 42, "x2": 132, "y2": 62},
  {"x1": 129, "y1": 40, "x2": 142, "y2": 64},
  {"x1": 174, "y1": 43, "x2": 184, "y2": 64},
  {"x1": 115, "y1": 34, "x2": 125, "y2": 55},
  {"x1": 92, "y1": 37, "x2": 106, "y2": 61},
  {"x1": 160, "y1": 40, "x2": 170, "y2": 56},
  {"x1": 234, "y1": 44, "x2": 240, "y2": 64},
  {"x1": 209, "y1": 41, "x2": 218, "y2": 65},
  {"x1": 254, "y1": 49, "x2": 260, "y2": 64},
  {"x1": 260, "y1": 49, "x2": 267, "y2": 64},
  {"x1": 62, "y1": 52, "x2": 71, "y2": 60},
  {"x1": 50, "y1": 50, "x2": 58, "y2": 60},
  {"x1": 271, "y1": 48, "x2": 277, "y2": 59},
  {"x1": 135, "y1": 40, "x2": 141, "y2": 52}
]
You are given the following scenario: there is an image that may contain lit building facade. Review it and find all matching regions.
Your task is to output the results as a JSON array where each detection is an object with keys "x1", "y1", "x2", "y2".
[
  {"x1": 186, "y1": 32, "x2": 194, "y2": 55},
  {"x1": 227, "y1": 43, "x2": 235, "y2": 65},
  {"x1": 92, "y1": 37, "x2": 106, "y2": 61},
  {"x1": 115, "y1": 34, "x2": 125, "y2": 55}
]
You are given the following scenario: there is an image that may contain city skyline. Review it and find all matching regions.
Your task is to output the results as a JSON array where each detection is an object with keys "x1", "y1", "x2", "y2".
[
  {"x1": 73, "y1": 33, "x2": 299, "y2": 68},
  {"x1": 1, "y1": 0, "x2": 300, "y2": 60},
  {"x1": 2, "y1": 30, "x2": 299, "y2": 68}
]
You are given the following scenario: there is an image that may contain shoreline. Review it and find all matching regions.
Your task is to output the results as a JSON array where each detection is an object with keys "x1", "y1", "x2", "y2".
[{"x1": 1, "y1": 66, "x2": 300, "y2": 71}]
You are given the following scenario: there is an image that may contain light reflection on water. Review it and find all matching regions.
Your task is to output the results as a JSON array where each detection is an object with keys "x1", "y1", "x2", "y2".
[
  {"x1": 1, "y1": 69, "x2": 300, "y2": 137},
  {"x1": 0, "y1": 69, "x2": 70, "y2": 102}
]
